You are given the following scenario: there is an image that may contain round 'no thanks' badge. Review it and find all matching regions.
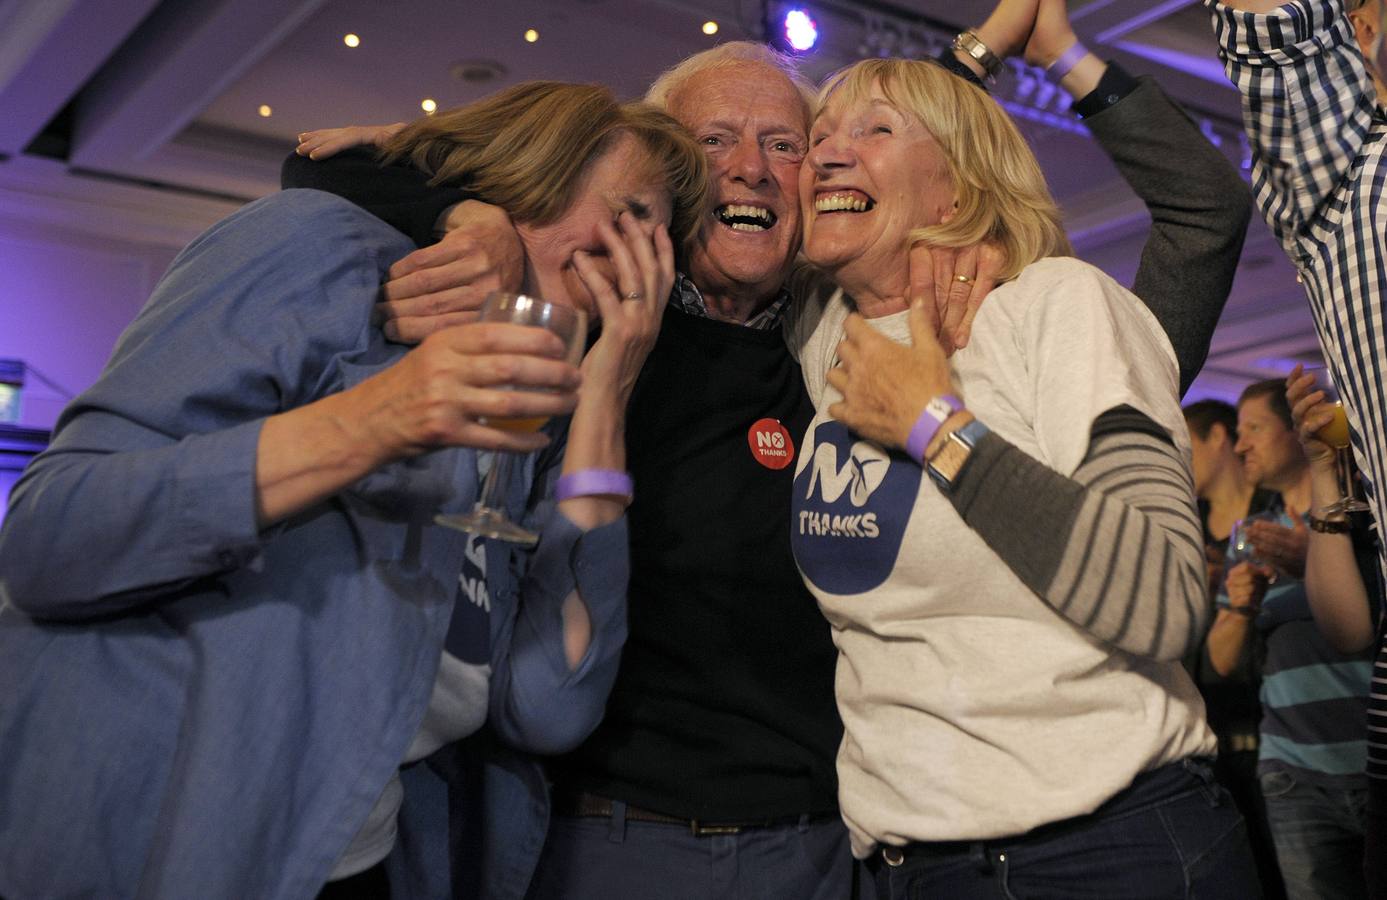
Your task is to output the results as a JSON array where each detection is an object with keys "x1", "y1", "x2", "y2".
[{"x1": 747, "y1": 418, "x2": 795, "y2": 470}]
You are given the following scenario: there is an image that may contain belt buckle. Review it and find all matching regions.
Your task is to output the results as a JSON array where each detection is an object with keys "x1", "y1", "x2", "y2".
[{"x1": 690, "y1": 819, "x2": 742, "y2": 837}]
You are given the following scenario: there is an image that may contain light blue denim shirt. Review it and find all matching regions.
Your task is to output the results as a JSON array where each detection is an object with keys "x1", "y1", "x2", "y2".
[{"x1": 0, "y1": 191, "x2": 627, "y2": 900}]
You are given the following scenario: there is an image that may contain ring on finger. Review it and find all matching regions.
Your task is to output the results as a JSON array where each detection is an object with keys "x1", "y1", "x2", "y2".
[
  {"x1": 625, "y1": 291, "x2": 642, "y2": 300},
  {"x1": 954, "y1": 274, "x2": 973, "y2": 284}
]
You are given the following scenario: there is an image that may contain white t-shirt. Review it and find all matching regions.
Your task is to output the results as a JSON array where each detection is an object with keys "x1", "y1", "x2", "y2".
[{"x1": 791, "y1": 257, "x2": 1216, "y2": 857}]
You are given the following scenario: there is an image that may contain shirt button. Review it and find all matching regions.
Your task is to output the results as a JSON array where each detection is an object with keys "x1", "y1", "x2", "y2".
[{"x1": 1105, "y1": 93, "x2": 1120, "y2": 105}]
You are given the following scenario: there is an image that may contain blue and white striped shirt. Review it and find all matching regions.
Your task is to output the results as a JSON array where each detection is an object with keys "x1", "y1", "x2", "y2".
[{"x1": 1209, "y1": 0, "x2": 1387, "y2": 577}]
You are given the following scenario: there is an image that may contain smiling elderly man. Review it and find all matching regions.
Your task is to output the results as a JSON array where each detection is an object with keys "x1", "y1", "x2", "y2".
[{"x1": 283, "y1": 8, "x2": 1251, "y2": 895}]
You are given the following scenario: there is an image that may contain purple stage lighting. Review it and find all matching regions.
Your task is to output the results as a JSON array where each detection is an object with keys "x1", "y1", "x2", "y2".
[{"x1": 783, "y1": 9, "x2": 818, "y2": 52}]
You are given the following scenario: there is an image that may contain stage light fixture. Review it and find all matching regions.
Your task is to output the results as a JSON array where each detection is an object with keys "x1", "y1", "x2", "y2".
[{"x1": 783, "y1": 9, "x2": 819, "y2": 52}]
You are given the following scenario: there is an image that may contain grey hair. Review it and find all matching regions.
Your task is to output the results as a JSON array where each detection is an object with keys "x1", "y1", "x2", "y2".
[{"x1": 644, "y1": 41, "x2": 817, "y2": 123}]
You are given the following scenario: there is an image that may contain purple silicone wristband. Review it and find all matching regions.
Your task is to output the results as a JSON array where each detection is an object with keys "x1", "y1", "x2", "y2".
[
  {"x1": 556, "y1": 469, "x2": 633, "y2": 503},
  {"x1": 905, "y1": 394, "x2": 963, "y2": 463},
  {"x1": 1045, "y1": 41, "x2": 1088, "y2": 85}
]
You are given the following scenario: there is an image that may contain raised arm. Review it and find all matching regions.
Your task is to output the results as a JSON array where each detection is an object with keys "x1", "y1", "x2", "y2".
[
  {"x1": 281, "y1": 147, "x2": 465, "y2": 247},
  {"x1": 1077, "y1": 74, "x2": 1251, "y2": 397},
  {"x1": 1207, "y1": 0, "x2": 1378, "y2": 242},
  {"x1": 283, "y1": 143, "x2": 525, "y2": 343},
  {"x1": 949, "y1": 0, "x2": 1252, "y2": 395},
  {"x1": 1287, "y1": 365, "x2": 1378, "y2": 652}
]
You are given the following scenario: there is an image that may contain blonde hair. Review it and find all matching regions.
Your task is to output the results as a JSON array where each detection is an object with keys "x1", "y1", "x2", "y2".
[
  {"x1": 646, "y1": 41, "x2": 816, "y2": 128},
  {"x1": 381, "y1": 81, "x2": 708, "y2": 247},
  {"x1": 816, "y1": 59, "x2": 1071, "y2": 280}
]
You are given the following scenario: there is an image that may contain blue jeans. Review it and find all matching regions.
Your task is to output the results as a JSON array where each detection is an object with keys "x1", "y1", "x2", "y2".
[
  {"x1": 1260, "y1": 769, "x2": 1367, "y2": 900},
  {"x1": 865, "y1": 759, "x2": 1257, "y2": 899},
  {"x1": 526, "y1": 806, "x2": 862, "y2": 900}
]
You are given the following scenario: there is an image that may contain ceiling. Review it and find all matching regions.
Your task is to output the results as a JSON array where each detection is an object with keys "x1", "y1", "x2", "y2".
[{"x1": 0, "y1": 0, "x2": 1318, "y2": 401}]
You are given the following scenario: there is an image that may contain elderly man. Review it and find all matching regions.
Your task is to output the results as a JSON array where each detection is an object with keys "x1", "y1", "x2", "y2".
[{"x1": 284, "y1": 5, "x2": 1249, "y2": 897}]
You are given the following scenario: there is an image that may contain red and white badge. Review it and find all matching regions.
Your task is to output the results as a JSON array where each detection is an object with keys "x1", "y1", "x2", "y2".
[{"x1": 747, "y1": 418, "x2": 795, "y2": 470}]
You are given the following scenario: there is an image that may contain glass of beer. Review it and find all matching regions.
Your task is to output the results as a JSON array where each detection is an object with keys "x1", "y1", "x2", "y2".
[
  {"x1": 436, "y1": 292, "x2": 586, "y2": 545},
  {"x1": 1316, "y1": 398, "x2": 1372, "y2": 515}
]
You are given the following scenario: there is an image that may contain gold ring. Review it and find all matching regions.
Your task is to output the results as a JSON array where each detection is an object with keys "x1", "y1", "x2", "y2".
[{"x1": 955, "y1": 274, "x2": 973, "y2": 284}]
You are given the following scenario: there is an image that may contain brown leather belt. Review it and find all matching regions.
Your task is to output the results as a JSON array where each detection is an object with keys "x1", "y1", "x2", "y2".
[{"x1": 552, "y1": 789, "x2": 817, "y2": 837}]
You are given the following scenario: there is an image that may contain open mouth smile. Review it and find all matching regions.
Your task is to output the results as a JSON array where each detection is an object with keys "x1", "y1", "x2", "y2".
[
  {"x1": 715, "y1": 204, "x2": 778, "y2": 232},
  {"x1": 814, "y1": 190, "x2": 875, "y2": 213}
]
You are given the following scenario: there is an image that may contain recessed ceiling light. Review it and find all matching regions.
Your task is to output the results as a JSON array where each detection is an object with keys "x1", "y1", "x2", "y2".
[
  {"x1": 343, "y1": 33, "x2": 361, "y2": 48},
  {"x1": 524, "y1": 28, "x2": 539, "y2": 42},
  {"x1": 702, "y1": 21, "x2": 719, "y2": 35},
  {"x1": 258, "y1": 104, "x2": 273, "y2": 117},
  {"x1": 421, "y1": 98, "x2": 438, "y2": 114}
]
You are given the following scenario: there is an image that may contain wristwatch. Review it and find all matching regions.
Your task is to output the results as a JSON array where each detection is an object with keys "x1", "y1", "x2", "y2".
[
  {"x1": 926, "y1": 418, "x2": 990, "y2": 491},
  {"x1": 952, "y1": 30, "x2": 1005, "y2": 81},
  {"x1": 1308, "y1": 515, "x2": 1351, "y2": 534}
]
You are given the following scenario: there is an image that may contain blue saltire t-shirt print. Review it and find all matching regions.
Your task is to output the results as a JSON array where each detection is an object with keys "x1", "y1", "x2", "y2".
[{"x1": 791, "y1": 419, "x2": 921, "y2": 594}]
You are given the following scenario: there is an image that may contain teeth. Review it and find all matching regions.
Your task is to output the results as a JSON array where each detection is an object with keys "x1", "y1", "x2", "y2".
[
  {"x1": 730, "y1": 222, "x2": 764, "y2": 231},
  {"x1": 721, "y1": 204, "x2": 771, "y2": 221},
  {"x1": 815, "y1": 193, "x2": 870, "y2": 213}
]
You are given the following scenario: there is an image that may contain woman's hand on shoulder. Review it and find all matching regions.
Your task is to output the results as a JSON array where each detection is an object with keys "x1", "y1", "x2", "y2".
[
  {"x1": 828, "y1": 298, "x2": 956, "y2": 452},
  {"x1": 908, "y1": 240, "x2": 1005, "y2": 354}
]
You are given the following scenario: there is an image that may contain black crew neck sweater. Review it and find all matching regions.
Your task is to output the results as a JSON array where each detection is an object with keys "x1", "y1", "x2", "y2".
[{"x1": 552, "y1": 305, "x2": 842, "y2": 819}]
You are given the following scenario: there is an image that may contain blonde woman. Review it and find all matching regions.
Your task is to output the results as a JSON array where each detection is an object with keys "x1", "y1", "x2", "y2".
[
  {"x1": 0, "y1": 82, "x2": 705, "y2": 900},
  {"x1": 789, "y1": 59, "x2": 1258, "y2": 897}
]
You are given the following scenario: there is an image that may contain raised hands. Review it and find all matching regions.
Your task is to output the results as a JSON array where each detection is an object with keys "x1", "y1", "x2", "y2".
[
  {"x1": 295, "y1": 123, "x2": 405, "y2": 160},
  {"x1": 1285, "y1": 364, "x2": 1337, "y2": 468},
  {"x1": 1024, "y1": 0, "x2": 1082, "y2": 69}
]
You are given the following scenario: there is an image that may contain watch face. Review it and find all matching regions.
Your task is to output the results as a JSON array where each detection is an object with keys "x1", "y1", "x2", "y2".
[{"x1": 931, "y1": 438, "x2": 970, "y2": 483}]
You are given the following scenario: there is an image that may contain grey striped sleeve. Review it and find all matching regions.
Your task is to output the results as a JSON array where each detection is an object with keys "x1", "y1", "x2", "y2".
[{"x1": 948, "y1": 406, "x2": 1206, "y2": 661}]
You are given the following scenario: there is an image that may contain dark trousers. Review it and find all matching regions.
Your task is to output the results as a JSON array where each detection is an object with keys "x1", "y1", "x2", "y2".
[
  {"x1": 526, "y1": 807, "x2": 863, "y2": 900},
  {"x1": 1260, "y1": 770, "x2": 1367, "y2": 900},
  {"x1": 1216, "y1": 749, "x2": 1286, "y2": 900},
  {"x1": 864, "y1": 759, "x2": 1258, "y2": 899},
  {"x1": 316, "y1": 861, "x2": 390, "y2": 900}
]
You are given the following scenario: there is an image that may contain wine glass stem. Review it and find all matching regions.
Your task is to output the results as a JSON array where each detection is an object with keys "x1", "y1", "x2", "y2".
[
  {"x1": 1338, "y1": 448, "x2": 1355, "y2": 506},
  {"x1": 477, "y1": 451, "x2": 516, "y2": 512}
]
